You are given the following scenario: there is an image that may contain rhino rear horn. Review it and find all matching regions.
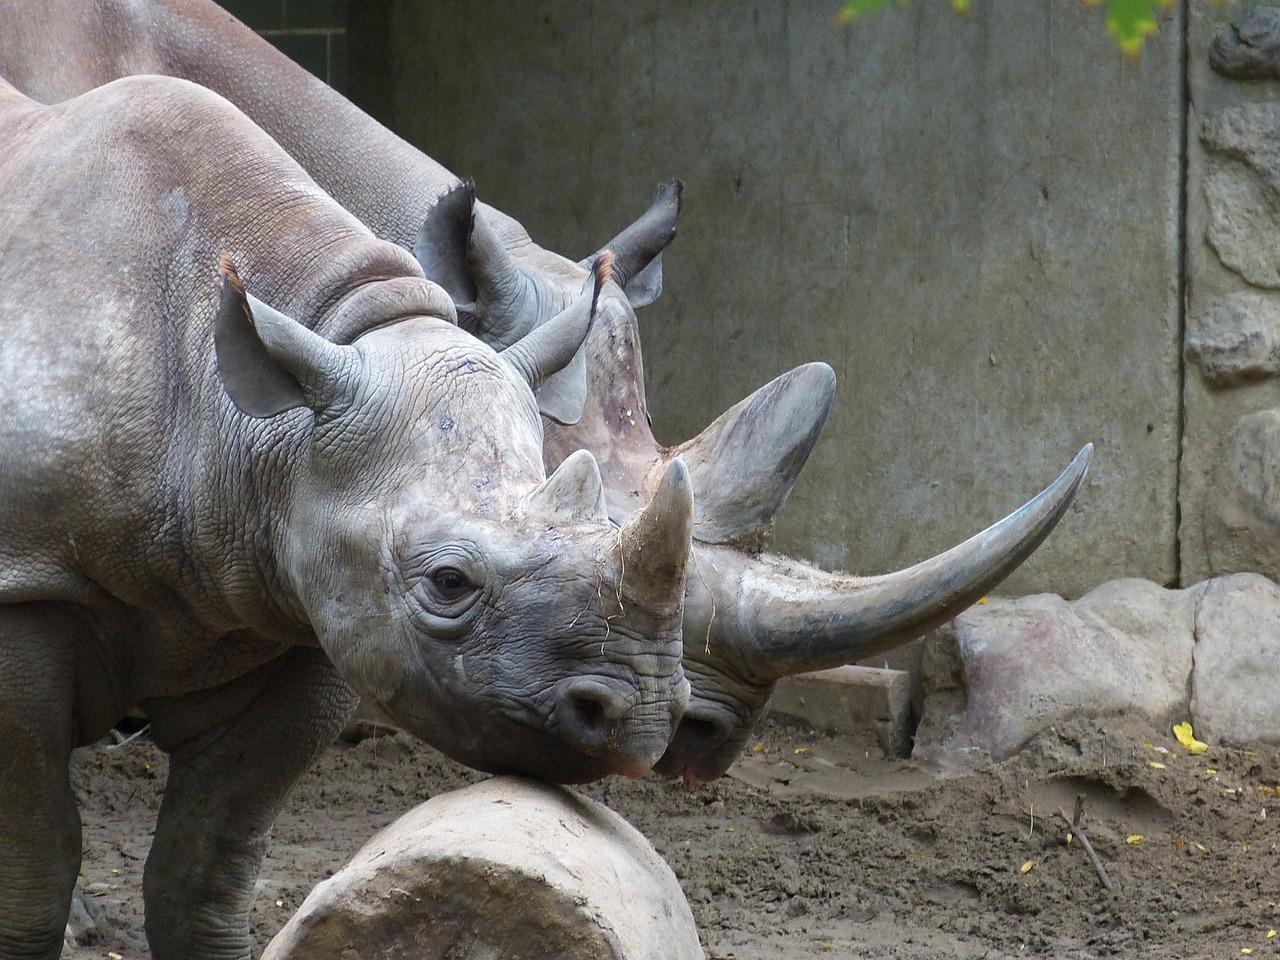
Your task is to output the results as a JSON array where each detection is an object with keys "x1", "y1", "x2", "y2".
[
  {"x1": 739, "y1": 444, "x2": 1094, "y2": 681},
  {"x1": 618, "y1": 456, "x2": 695, "y2": 613},
  {"x1": 215, "y1": 253, "x2": 352, "y2": 418},
  {"x1": 523, "y1": 449, "x2": 608, "y2": 524},
  {"x1": 412, "y1": 179, "x2": 479, "y2": 311},
  {"x1": 675, "y1": 362, "x2": 836, "y2": 548},
  {"x1": 588, "y1": 181, "x2": 682, "y2": 308},
  {"x1": 503, "y1": 253, "x2": 611, "y2": 395}
]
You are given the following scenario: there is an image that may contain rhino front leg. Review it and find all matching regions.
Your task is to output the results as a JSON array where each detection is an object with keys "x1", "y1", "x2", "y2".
[
  {"x1": 0, "y1": 604, "x2": 85, "y2": 960},
  {"x1": 142, "y1": 645, "x2": 356, "y2": 960}
]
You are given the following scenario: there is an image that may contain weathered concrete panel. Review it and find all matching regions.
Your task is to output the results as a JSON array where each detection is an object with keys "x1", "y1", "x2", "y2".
[{"x1": 381, "y1": 0, "x2": 1184, "y2": 597}]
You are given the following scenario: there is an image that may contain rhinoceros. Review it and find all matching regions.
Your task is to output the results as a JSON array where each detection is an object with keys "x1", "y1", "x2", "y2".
[
  {"x1": 0, "y1": 0, "x2": 1091, "y2": 785},
  {"x1": 0, "y1": 74, "x2": 696, "y2": 959}
]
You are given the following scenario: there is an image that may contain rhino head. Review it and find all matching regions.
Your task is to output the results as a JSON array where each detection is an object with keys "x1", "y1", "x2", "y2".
[
  {"x1": 416, "y1": 184, "x2": 1092, "y2": 784},
  {"x1": 215, "y1": 254, "x2": 692, "y2": 783}
]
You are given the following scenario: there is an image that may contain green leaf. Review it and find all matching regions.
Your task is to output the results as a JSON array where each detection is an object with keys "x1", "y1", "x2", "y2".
[
  {"x1": 1101, "y1": 0, "x2": 1165, "y2": 55},
  {"x1": 836, "y1": 0, "x2": 890, "y2": 25}
]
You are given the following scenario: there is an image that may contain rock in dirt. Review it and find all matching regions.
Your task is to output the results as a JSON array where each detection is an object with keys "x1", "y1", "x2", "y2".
[
  {"x1": 262, "y1": 776, "x2": 703, "y2": 960},
  {"x1": 1190, "y1": 572, "x2": 1280, "y2": 744},
  {"x1": 915, "y1": 578, "x2": 1203, "y2": 770},
  {"x1": 916, "y1": 573, "x2": 1280, "y2": 770}
]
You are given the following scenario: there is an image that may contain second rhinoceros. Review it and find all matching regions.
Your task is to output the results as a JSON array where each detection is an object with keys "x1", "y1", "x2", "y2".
[
  {"x1": 0, "y1": 75, "x2": 693, "y2": 960},
  {"x1": 0, "y1": 0, "x2": 1091, "y2": 786}
]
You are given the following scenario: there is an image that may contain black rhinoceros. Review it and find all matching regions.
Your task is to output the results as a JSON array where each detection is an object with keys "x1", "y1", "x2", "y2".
[
  {"x1": 0, "y1": 0, "x2": 1091, "y2": 785},
  {"x1": 0, "y1": 74, "x2": 696, "y2": 959}
]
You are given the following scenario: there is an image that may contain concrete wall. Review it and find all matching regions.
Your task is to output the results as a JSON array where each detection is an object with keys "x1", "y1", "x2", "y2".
[{"x1": 361, "y1": 0, "x2": 1184, "y2": 598}]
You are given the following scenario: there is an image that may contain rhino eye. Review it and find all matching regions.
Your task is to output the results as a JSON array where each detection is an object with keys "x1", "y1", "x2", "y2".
[{"x1": 431, "y1": 567, "x2": 474, "y2": 602}]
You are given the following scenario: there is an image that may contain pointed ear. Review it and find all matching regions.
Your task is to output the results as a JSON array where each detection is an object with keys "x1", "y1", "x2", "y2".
[
  {"x1": 623, "y1": 251, "x2": 663, "y2": 309},
  {"x1": 215, "y1": 253, "x2": 352, "y2": 418},
  {"x1": 523, "y1": 449, "x2": 608, "y2": 524},
  {"x1": 412, "y1": 179, "x2": 478, "y2": 311},
  {"x1": 586, "y1": 181, "x2": 681, "y2": 304},
  {"x1": 534, "y1": 346, "x2": 588, "y2": 425}
]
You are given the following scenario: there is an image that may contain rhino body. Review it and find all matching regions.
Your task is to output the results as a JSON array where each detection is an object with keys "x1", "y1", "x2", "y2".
[
  {"x1": 0, "y1": 0, "x2": 1090, "y2": 785},
  {"x1": 0, "y1": 75, "x2": 694, "y2": 959}
]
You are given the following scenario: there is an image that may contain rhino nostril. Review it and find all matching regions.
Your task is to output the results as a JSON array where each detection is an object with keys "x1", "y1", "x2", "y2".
[
  {"x1": 678, "y1": 716, "x2": 728, "y2": 749},
  {"x1": 557, "y1": 681, "x2": 626, "y2": 751},
  {"x1": 569, "y1": 692, "x2": 608, "y2": 738}
]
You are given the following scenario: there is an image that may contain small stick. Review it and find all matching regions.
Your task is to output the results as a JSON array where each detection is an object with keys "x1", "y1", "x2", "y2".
[{"x1": 1059, "y1": 794, "x2": 1114, "y2": 892}]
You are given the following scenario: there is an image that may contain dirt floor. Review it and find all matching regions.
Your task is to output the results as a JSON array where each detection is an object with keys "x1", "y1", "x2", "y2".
[{"x1": 64, "y1": 711, "x2": 1279, "y2": 959}]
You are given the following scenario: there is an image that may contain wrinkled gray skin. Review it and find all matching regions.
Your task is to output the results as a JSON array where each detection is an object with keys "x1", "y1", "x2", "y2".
[
  {"x1": 0, "y1": 0, "x2": 1091, "y2": 785},
  {"x1": 0, "y1": 76, "x2": 695, "y2": 959}
]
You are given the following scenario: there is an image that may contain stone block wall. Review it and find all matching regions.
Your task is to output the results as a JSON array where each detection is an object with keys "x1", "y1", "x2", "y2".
[{"x1": 1183, "y1": 2, "x2": 1280, "y2": 588}]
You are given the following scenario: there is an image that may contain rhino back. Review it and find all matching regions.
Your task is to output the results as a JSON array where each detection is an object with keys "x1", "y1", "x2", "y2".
[{"x1": 0, "y1": 75, "x2": 429, "y2": 618}]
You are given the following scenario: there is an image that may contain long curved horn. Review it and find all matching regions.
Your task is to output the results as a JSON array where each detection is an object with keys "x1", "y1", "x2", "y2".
[
  {"x1": 588, "y1": 181, "x2": 682, "y2": 303},
  {"x1": 726, "y1": 444, "x2": 1093, "y2": 681},
  {"x1": 675, "y1": 362, "x2": 836, "y2": 548},
  {"x1": 617, "y1": 456, "x2": 694, "y2": 613},
  {"x1": 503, "y1": 252, "x2": 611, "y2": 392}
]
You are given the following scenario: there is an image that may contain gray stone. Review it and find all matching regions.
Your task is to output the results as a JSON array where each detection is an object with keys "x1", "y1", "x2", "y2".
[
  {"x1": 770, "y1": 666, "x2": 913, "y2": 758},
  {"x1": 1210, "y1": 6, "x2": 1280, "y2": 80},
  {"x1": 1203, "y1": 409, "x2": 1280, "y2": 582},
  {"x1": 1186, "y1": 293, "x2": 1280, "y2": 386},
  {"x1": 263, "y1": 777, "x2": 703, "y2": 960},
  {"x1": 1202, "y1": 103, "x2": 1280, "y2": 288},
  {"x1": 914, "y1": 580, "x2": 1201, "y2": 769},
  {"x1": 1190, "y1": 572, "x2": 1280, "y2": 745}
]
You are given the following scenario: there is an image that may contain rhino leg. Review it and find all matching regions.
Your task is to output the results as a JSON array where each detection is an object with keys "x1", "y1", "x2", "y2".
[
  {"x1": 142, "y1": 646, "x2": 356, "y2": 960},
  {"x1": 0, "y1": 604, "x2": 84, "y2": 960}
]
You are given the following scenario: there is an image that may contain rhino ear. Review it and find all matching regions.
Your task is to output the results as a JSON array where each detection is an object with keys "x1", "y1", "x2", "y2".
[
  {"x1": 412, "y1": 179, "x2": 478, "y2": 312},
  {"x1": 215, "y1": 254, "x2": 351, "y2": 418},
  {"x1": 535, "y1": 347, "x2": 588, "y2": 425},
  {"x1": 623, "y1": 252, "x2": 664, "y2": 309},
  {"x1": 586, "y1": 181, "x2": 681, "y2": 309},
  {"x1": 523, "y1": 449, "x2": 608, "y2": 524}
]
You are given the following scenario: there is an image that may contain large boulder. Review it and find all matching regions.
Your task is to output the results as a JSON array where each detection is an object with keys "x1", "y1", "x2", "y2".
[
  {"x1": 914, "y1": 578, "x2": 1204, "y2": 770},
  {"x1": 263, "y1": 776, "x2": 703, "y2": 960},
  {"x1": 915, "y1": 573, "x2": 1280, "y2": 771},
  {"x1": 1191, "y1": 572, "x2": 1280, "y2": 744}
]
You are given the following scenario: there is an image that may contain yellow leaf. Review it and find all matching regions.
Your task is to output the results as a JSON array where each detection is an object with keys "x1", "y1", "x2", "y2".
[
  {"x1": 794, "y1": 747, "x2": 809, "y2": 755},
  {"x1": 1126, "y1": 834, "x2": 1143, "y2": 844},
  {"x1": 1173, "y1": 721, "x2": 1208, "y2": 754},
  {"x1": 976, "y1": 596, "x2": 988, "y2": 604},
  {"x1": 1268, "y1": 930, "x2": 1277, "y2": 938},
  {"x1": 1242, "y1": 949, "x2": 1252, "y2": 955},
  {"x1": 1148, "y1": 761, "x2": 1166, "y2": 769},
  {"x1": 1020, "y1": 860, "x2": 1034, "y2": 873},
  {"x1": 750, "y1": 744, "x2": 765, "y2": 754}
]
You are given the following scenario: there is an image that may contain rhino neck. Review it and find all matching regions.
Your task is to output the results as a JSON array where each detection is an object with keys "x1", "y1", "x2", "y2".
[
  {"x1": 0, "y1": 0, "x2": 463, "y2": 249},
  {"x1": 149, "y1": 0, "x2": 461, "y2": 248}
]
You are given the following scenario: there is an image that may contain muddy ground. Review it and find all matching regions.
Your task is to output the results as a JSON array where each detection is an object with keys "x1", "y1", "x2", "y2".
[{"x1": 65, "y1": 711, "x2": 1278, "y2": 959}]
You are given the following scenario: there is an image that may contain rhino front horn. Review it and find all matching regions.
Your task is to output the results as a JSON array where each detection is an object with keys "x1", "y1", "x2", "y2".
[
  {"x1": 675, "y1": 362, "x2": 836, "y2": 548},
  {"x1": 739, "y1": 444, "x2": 1093, "y2": 681},
  {"x1": 617, "y1": 457, "x2": 695, "y2": 614}
]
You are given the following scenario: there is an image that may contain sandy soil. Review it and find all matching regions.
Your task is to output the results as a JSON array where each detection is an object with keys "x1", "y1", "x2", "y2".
[{"x1": 64, "y1": 712, "x2": 1279, "y2": 959}]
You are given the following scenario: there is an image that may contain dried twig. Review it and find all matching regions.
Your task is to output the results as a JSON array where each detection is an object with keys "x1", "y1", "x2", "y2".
[{"x1": 1059, "y1": 794, "x2": 1114, "y2": 892}]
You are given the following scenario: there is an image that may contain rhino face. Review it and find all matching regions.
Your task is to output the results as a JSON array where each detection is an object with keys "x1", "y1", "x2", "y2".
[
  {"x1": 416, "y1": 186, "x2": 1092, "y2": 785},
  {"x1": 216, "y1": 258, "x2": 693, "y2": 783}
]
